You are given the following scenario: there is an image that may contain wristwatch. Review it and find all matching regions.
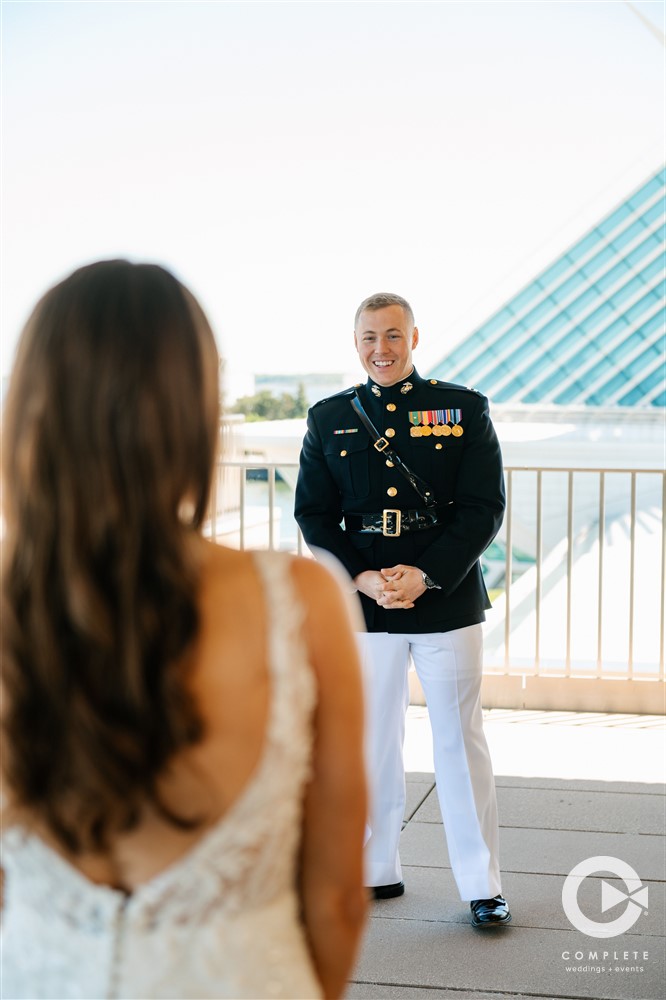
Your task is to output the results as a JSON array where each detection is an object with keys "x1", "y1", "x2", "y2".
[{"x1": 422, "y1": 572, "x2": 441, "y2": 590}]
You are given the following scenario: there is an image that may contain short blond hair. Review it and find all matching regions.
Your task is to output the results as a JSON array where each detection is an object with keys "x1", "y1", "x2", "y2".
[{"x1": 354, "y1": 292, "x2": 414, "y2": 329}]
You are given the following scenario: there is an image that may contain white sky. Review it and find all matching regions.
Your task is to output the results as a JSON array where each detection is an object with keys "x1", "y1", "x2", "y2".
[{"x1": 2, "y1": 0, "x2": 664, "y2": 398}]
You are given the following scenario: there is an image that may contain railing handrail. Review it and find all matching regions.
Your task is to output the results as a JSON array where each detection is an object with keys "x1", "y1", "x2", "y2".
[
  {"x1": 219, "y1": 460, "x2": 665, "y2": 474},
  {"x1": 209, "y1": 459, "x2": 665, "y2": 685}
]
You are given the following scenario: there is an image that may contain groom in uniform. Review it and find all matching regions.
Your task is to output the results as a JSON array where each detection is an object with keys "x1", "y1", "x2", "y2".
[{"x1": 295, "y1": 292, "x2": 511, "y2": 927}]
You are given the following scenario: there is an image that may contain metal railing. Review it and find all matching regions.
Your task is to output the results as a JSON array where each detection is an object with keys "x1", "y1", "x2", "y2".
[
  {"x1": 495, "y1": 467, "x2": 665, "y2": 682},
  {"x1": 207, "y1": 460, "x2": 665, "y2": 683}
]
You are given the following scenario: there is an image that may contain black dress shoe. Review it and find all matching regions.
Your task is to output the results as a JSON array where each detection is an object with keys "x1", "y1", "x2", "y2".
[
  {"x1": 370, "y1": 881, "x2": 405, "y2": 900},
  {"x1": 470, "y1": 894, "x2": 511, "y2": 927}
]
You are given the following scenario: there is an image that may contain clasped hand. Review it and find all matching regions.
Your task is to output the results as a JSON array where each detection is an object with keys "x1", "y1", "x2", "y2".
[{"x1": 353, "y1": 566, "x2": 427, "y2": 609}]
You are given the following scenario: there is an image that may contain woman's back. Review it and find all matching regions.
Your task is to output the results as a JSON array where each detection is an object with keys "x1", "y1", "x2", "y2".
[
  {"x1": 2, "y1": 545, "x2": 328, "y2": 999},
  {"x1": 1, "y1": 261, "x2": 367, "y2": 1000}
]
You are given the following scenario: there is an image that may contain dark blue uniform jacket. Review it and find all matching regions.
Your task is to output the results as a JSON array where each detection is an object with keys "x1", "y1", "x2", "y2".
[{"x1": 294, "y1": 369, "x2": 505, "y2": 634}]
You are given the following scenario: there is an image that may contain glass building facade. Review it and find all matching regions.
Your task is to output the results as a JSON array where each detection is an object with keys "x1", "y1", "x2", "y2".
[{"x1": 429, "y1": 167, "x2": 665, "y2": 407}]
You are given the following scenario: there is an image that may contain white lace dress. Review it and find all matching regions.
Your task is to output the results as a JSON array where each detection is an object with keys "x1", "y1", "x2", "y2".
[{"x1": 1, "y1": 551, "x2": 323, "y2": 1000}]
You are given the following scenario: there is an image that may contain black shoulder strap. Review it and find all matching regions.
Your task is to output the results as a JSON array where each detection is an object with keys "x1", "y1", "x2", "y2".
[{"x1": 350, "y1": 388, "x2": 438, "y2": 508}]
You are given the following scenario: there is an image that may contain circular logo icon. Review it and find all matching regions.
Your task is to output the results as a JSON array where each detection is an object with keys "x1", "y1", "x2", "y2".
[{"x1": 562, "y1": 856, "x2": 648, "y2": 939}]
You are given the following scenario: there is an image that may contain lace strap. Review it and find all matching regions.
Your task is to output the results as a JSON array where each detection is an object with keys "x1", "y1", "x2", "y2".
[
  {"x1": 251, "y1": 550, "x2": 316, "y2": 738},
  {"x1": 251, "y1": 551, "x2": 307, "y2": 672}
]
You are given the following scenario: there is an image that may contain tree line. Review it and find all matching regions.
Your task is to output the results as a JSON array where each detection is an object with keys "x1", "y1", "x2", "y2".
[{"x1": 228, "y1": 382, "x2": 308, "y2": 422}]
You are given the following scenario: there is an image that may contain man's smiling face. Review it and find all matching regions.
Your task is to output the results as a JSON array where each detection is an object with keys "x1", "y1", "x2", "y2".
[{"x1": 354, "y1": 304, "x2": 419, "y2": 387}]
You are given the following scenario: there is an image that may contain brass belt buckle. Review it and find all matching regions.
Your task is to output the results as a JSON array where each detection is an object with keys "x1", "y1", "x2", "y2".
[
  {"x1": 382, "y1": 509, "x2": 401, "y2": 537},
  {"x1": 374, "y1": 437, "x2": 390, "y2": 452}
]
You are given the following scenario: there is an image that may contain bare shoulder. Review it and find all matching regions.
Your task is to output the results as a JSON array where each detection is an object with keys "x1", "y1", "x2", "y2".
[
  {"x1": 199, "y1": 539, "x2": 257, "y2": 582},
  {"x1": 198, "y1": 542, "x2": 362, "y2": 636},
  {"x1": 289, "y1": 555, "x2": 364, "y2": 662},
  {"x1": 289, "y1": 554, "x2": 355, "y2": 614},
  {"x1": 194, "y1": 542, "x2": 266, "y2": 624}
]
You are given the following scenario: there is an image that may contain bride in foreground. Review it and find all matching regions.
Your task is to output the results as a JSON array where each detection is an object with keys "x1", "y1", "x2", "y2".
[{"x1": 1, "y1": 259, "x2": 367, "y2": 999}]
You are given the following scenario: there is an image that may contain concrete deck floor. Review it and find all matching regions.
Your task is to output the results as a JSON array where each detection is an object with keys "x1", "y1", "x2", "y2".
[{"x1": 346, "y1": 707, "x2": 665, "y2": 1000}]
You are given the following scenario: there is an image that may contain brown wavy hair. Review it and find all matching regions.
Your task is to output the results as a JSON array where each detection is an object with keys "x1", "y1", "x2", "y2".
[{"x1": 1, "y1": 260, "x2": 220, "y2": 853}]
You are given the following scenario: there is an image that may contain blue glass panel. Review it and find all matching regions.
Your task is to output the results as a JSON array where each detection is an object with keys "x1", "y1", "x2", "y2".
[
  {"x1": 431, "y1": 307, "x2": 524, "y2": 376},
  {"x1": 564, "y1": 286, "x2": 598, "y2": 315},
  {"x1": 522, "y1": 366, "x2": 567, "y2": 401},
  {"x1": 617, "y1": 385, "x2": 643, "y2": 406},
  {"x1": 650, "y1": 390, "x2": 666, "y2": 406},
  {"x1": 610, "y1": 219, "x2": 647, "y2": 252},
  {"x1": 538, "y1": 256, "x2": 572, "y2": 287},
  {"x1": 553, "y1": 380, "x2": 588, "y2": 404},
  {"x1": 625, "y1": 342, "x2": 662, "y2": 377},
  {"x1": 438, "y1": 339, "x2": 483, "y2": 371},
  {"x1": 592, "y1": 315, "x2": 629, "y2": 345},
  {"x1": 606, "y1": 330, "x2": 644, "y2": 363},
  {"x1": 616, "y1": 366, "x2": 665, "y2": 405},
  {"x1": 477, "y1": 308, "x2": 514, "y2": 340},
  {"x1": 550, "y1": 271, "x2": 585, "y2": 303},
  {"x1": 625, "y1": 232, "x2": 660, "y2": 269},
  {"x1": 494, "y1": 377, "x2": 528, "y2": 402},
  {"x1": 494, "y1": 354, "x2": 561, "y2": 403},
  {"x1": 581, "y1": 245, "x2": 615, "y2": 279},
  {"x1": 608, "y1": 275, "x2": 643, "y2": 308},
  {"x1": 578, "y1": 302, "x2": 614, "y2": 334},
  {"x1": 635, "y1": 310, "x2": 665, "y2": 339},
  {"x1": 627, "y1": 175, "x2": 662, "y2": 211},
  {"x1": 447, "y1": 356, "x2": 492, "y2": 384},
  {"x1": 595, "y1": 260, "x2": 630, "y2": 292},
  {"x1": 509, "y1": 284, "x2": 542, "y2": 314},
  {"x1": 624, "y1": 288, "x2": 659, "y2": 325},
  {"x1": 522, "y1": 296, "x2": 557, "y2": 327},
  {"x1": 456, "y1": 348, "x2": 521, "y2": 386},
  {"x1": 586, "y1": 371, "x2": 628, "y2": 403},
  {"x1": 581, "y1": 356, "x2": 614, "y2": 385},
  {"x1": 598, "y1": 204, "x2": 632, "y2": 237},
  {"x1": 513, "y1": 351, "x2": 553, "y2": 386},
  {"x1": 638, "y1": 367, "x2": 665, "y2": 394},
  {"x1": 496, "y1": 337, "x2": 542, "y2": 374},
  {"x1": 638, "y1": 257, "x2": 665, "y2": 284},
  {"x1": 567, "y1": 230, "x2": 603, "y2": 263},
  {"x1": 531, "y1": 314, "x2": 571, "y2": 348},
  {"x1": 464, "y1": 321, "x2": 533, "y2": 373},
  {"x1": 519, "y1": 312, "x2": 568, "y2": 353},
  {"x1": 642, "y1": 199, "x2": 666, "y2": 227},
  {"x1": 555, "y1": 327, "x2": 587, "y2": 354},
  {"x1": 561, "y1": 341, "x2": 596, "y2": 371}
]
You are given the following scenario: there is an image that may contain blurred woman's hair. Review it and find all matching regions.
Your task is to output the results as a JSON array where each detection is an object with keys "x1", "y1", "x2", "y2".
[{"x1": 1, "y1": 260, "x2": 220, "y2": 853}]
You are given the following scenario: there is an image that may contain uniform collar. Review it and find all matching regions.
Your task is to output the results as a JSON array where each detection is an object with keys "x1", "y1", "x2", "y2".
[{"x1": 365, "y1": 367, "x2": 422, "y2": 401}]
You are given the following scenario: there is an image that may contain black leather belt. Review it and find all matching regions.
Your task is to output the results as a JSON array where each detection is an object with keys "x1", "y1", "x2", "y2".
[{"x1": 344, "y1": 505, "x2": 452, "y2": 537}]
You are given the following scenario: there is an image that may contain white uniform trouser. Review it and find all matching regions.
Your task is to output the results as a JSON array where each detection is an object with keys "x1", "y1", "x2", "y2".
[{"x1": 358, "y1": 624, "x2": 502, "y2": 902}]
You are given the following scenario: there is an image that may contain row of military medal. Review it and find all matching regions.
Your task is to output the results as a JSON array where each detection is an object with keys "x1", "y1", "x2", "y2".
[
  {"x1": 409, "y1": 408, "x2": 464, "y2": 438},
  {"x1": 411, "y1": 423, "x2": 463, "y2": 438}
]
